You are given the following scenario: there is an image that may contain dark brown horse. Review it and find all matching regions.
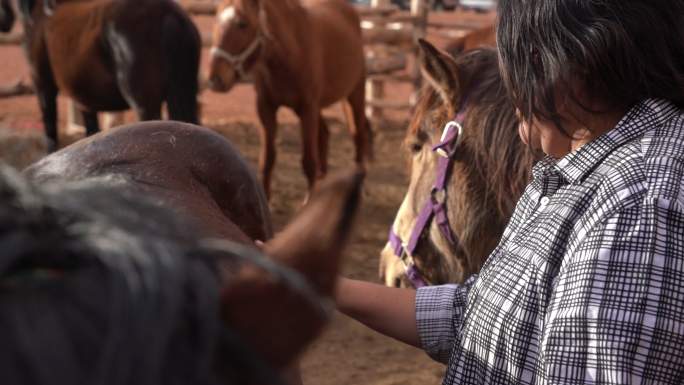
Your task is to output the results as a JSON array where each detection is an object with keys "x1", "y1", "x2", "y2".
[
  {"x1": 2, "y1": 0, "x2": 201, "y2": 151},
  {"x1": 207, "y1": 0, "x2": 371, "y2": 199},
  {"x1": 379, "y1": 42, "x2": 535, "y2": 287},
  {"x1": 24, "y1": 120, "x2": 363, "y2": 385}
]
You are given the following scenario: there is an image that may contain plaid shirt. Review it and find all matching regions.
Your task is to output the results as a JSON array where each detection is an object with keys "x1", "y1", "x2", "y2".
[{"x1": 416, "y1": 99, "x2": 684, "y2": 384}]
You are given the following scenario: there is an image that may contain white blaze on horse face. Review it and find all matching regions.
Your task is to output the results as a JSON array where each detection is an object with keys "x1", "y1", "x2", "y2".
[
  {"x1": 219, "y1": 6, "x2": 237, "y2": 25},
  {"x1": 379, "y1": 181, "x2": 418, "y2": 287}
]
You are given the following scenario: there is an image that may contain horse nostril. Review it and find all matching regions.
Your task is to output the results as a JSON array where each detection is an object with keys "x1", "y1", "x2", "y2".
[{"x1": 208, "y1": 75, "x2": 222, "y2": 90}]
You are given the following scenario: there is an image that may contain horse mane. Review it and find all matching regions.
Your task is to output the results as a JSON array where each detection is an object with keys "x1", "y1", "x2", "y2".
[
  {"x1": 257, "y1": 0, "x2": 305, "y2": 50},
  {"x1": 0, "y1": 165, "x2": 290, "y2": 385},
  {"x1": 0, "y1": 165, "x2": 219, "y2": 385},
  {"x1": 411, "y1": 48, "x2": 534, "y2": 218}
]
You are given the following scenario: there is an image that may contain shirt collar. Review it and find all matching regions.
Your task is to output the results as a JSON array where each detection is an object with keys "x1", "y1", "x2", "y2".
[{"x1": 534, "y1": 99, "x2": 680, "y2": 185}]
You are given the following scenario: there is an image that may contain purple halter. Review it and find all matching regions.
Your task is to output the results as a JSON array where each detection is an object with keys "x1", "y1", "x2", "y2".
[{"x1": 388, "y1": 109, "x2": 466, "y2": 288}]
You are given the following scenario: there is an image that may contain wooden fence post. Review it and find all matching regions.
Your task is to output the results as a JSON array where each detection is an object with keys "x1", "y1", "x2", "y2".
[{"x1": 365, "y1": 0, "x2": 392, "y2": 120}]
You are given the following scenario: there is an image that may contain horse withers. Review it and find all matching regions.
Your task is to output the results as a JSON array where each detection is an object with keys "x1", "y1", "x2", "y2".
[
  {"x1": 2, "y1": 0, "x2": 201, "y2": 152},
  {"x1": 379, "y1": 41, "x2": 535, "y2": 288},
  {"x1": 19, "y1": 120, "x2": 364, "y2": 384},
  {"x1": 208, "y1": 0, "x2": 372, "y2": 199}
]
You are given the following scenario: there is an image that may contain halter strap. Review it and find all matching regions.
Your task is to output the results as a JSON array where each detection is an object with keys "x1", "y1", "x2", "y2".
[
  {"x1": 387, "y1": 109, "x2": 466, "y2": 289},
  {"x1": 210, "y1": 35, "x2": 263, "y2": 81}
]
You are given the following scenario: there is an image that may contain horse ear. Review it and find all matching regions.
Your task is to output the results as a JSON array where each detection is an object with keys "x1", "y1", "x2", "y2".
[
  {"x1": 418, "y1": 38, "x2": 461, "y2": 109},
  {"x1": 264, "y1": 169, "x2": 364, "y2": 293},
  {"x1": 219, "y1": 170, "x2": 364, "y2": 368}
]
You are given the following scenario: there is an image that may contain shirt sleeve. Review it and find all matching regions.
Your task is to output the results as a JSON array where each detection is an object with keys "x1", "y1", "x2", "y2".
[
  {"x1": 540, "y1": 197, "x2": 684, "y2": 384},
  {"x1": 415, "y1": 275, "x2": 477, "y2": 364}
]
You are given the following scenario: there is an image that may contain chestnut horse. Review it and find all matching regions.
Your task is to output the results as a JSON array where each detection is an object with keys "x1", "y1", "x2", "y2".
[
  {"x1": 23, "y1": 121, "x2": 363, "y2": 384},
  {"x1": 208, "y1": 0, "x2": 371, "y2": 199},
  {"x1": 379, "y1": 42, "x2": 535, "y2": 287},
  {"x1": 2, "y1": 0, "x2": 200, "y2": 151}
]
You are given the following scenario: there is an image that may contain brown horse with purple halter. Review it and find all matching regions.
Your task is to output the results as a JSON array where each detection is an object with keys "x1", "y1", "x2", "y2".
[
  {"x1": 388, "y1": 107, "x2": 466, "y2": 287},
  {"x1": 380, "y1": 41, "x2": 535, "y2": 288},
  {"x1": 2, "y1": 0, "x2": 201, "y2": 151}
]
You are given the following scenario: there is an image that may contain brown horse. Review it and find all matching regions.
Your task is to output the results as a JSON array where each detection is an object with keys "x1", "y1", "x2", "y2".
[
  {"x1": 379, "y1": 42, "x2": 535, "y2": 287},
  {"x1": 24, "y1": 120, "x2": 363, "y2": 384},
  {"x1": 446, "y1": 23, "x2": 496, "y2": 55},
  {"x1": 208, "y1": 0, "x2": 371, "y2": 199},
  {"x1": 2, "y1": 0, "x2": 201, "y2": 151}
]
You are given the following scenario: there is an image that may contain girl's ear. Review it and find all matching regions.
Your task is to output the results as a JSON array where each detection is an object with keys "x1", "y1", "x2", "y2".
[{"x1": 418, "y1": 38, "x2": 461, "y2": 112}]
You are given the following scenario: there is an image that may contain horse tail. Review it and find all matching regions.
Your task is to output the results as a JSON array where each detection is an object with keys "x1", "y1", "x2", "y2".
[{"x1": 162, "y1": 10, "x2": 201, "y2": 125}]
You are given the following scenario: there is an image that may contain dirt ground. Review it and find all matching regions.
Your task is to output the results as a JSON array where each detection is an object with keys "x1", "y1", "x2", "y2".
[{"x1": 0, "y1": 7, "x2": 493, "y2": 385}]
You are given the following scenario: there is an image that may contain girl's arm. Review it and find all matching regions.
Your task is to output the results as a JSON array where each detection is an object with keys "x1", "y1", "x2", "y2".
[{"x1": 335, "y1": 277, "x2": 420, "y2": 347}]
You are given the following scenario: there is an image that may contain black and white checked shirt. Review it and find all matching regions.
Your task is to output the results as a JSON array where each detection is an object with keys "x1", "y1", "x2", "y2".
[{"x1": 416, "y1": 99, "x2": 684, "y2": 384}]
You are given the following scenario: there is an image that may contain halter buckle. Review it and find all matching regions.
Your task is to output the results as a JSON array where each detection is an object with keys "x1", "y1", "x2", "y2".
[
  {"x1": 434, "y1": 120, "x2": 463, "y2": 158},
  {"x1": 431, "y1": 188, "x2": 447, "y2": 205},
  {"x1": 436, "y1": 148, "x2": 449, "y2": 158}
]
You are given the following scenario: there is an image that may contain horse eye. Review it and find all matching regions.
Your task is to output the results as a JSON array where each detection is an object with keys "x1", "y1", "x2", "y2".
[
  {"x1": 409, "y1": 142, "x2": 423, "y2": 154},
  {"x1": 236, "y1": 19, "x2": 248, "y2": 29}
]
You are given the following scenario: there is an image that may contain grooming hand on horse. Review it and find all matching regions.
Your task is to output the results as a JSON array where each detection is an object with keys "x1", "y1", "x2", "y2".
[
  {"x1": 18, "y1": 120, "x2": 364, "y2": 385},
  {"x1": 208, "y1": 0, "x2": 372, "y2": 200},
  {"x1": 3, "y1": 0, "x2": 201, "y2": 152}
]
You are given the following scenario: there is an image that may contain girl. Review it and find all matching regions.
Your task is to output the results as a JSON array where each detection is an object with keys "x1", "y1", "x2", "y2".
[{"x1": 337, "y1": 0, "x2": 684, "y2": 383}]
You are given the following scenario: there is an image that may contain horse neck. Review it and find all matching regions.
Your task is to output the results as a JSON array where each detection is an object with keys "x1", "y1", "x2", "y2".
[
  {"x1": 259, "y1": 0, "x2": 307, "y2": 64},
  {"x1": 441, "y1": 96, "x2": 532, "y2": 277}
]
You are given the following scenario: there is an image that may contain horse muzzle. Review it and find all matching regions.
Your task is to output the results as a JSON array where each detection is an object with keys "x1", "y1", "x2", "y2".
[{"x1": 207, "y1": 73, "x2": 236, "y2": 93}]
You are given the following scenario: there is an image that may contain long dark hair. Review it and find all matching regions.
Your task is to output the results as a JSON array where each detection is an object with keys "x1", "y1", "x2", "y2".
[
  {"x1": 0, "y1": 166, "x2": 221, "y2": 385},
  {"x1": 497, "y1": 0, "x2": 684, "y2": 128}
]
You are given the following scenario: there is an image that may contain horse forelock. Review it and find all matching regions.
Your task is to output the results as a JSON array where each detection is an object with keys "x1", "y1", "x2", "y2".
[
  {"x1": 0, "y1": 165, "x2": 299, "y2": 385},
  {"x1": 411, "y1": 49, "x2": 532, "y2": 218}
]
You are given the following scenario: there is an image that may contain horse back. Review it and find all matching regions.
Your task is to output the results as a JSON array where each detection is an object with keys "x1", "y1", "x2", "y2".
[
  {"x1": 25, "y1": 122, "x2": 273, "y2": 245},
  {"x1": 301, "y1": 0, "x2": 365, "y2": 106}
]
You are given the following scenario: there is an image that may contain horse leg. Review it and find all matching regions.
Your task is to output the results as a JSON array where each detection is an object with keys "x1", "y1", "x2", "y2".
[
  {"x1": 107, "y1": 27, "x2": 162, "y2": 122},
  {"x1": 35, "y1": 84, "x2": 58, "y2": 152},
  {"x1": 137, "y1": 104, "x2": 162, "y2": 121},
  {"x1": 297, "y1": 105, "x2": 321, "y2": 193},
  {"x1": 161, "y1": 10, "x2": 200, "y2": 124},
  {"x1": 257, "y1": 98, "x2": 278, "y2": 200},
  {"x1": 317, "y1": 115, "x2": 330, "y2": 177},
  {"x1": 114, "y1": 67, "x2": 161, "y2": 121},
  {"x1": 81, "y1": 110, "x2": 100, "y2": 137},
  {"x1": 344, "y1": 78, "x2": 374, "y2": 164}
]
